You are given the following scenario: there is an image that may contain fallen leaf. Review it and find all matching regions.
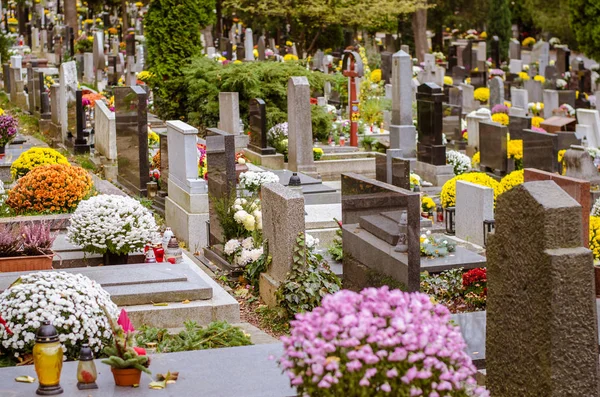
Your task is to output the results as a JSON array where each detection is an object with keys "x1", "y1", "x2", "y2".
[
  {"x1": 149, "y1": 380, "x2": 166, "y2": 389},
  {"x1": 181, "y1": 299, "x2": 190, "y2": 304},
  {"x1": 156, "y1": 372, "x2": 178, "y2": 381},
  {"x1": 133, "y1": 384, "x2": 139, "y2": 388},
  {"x1": 152, "y1": 302, "x2": 168, "y2": 306},
  {"x1": 15, "y1": 376, "x2": 35, "y2": 383}
]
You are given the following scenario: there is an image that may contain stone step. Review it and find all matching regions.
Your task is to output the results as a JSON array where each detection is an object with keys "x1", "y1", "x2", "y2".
[
  {"x1": 105, "y1": 281, "x2": 211, "y2": 306},
  {"x1": 359, "y1": 214, "x2": 400, "y2": 245}
]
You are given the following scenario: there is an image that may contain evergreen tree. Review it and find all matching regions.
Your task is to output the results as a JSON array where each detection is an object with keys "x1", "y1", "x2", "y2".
[
  {"x1": 145, "y1": 0, "x2": 215, "y2": 119},
  {"x1": 487, "y1": 0, "x2": 512, "y2": 62},
  {"x1": 570, "y1": 0, "x2": 600, "y2": 61}
]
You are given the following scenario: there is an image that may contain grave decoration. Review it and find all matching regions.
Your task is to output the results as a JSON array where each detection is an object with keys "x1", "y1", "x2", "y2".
[
  {"x1": 7, "y1": 164, "x2": 93, "y2": 215},
  {"x1": 280, "y1": 287, "x2": 487, "y2": 396},
  {"x1": 102, "y1": 309, "x2": 151, "y2": 387},
  {"x1": 0, "y1": 272, "x2": 119, "y2": 361},
  {"x1": 67, "y1": 195, "x2": 157, "y2": 266},
  {"x1": 440, "y1": 172, "x2": 500, "y2": 208},
  {"x1": 420, "y1": 229, "x2": 457, "y2": 257},
  {"x1": 421, "y1": 267, "x2": 487, "y2": 310},
  {"x1": 0, "y1": 222, "x2": 56, "y2": 272},
  {"x1": 446, "y1": 150, "x2": 471, "y2": 175},
  {"x1": 10, "y1": 147, "x2": 70, "y2": 180},
  {"x1": 0, "y1": 114, "x2": 18, "y2": 154}
]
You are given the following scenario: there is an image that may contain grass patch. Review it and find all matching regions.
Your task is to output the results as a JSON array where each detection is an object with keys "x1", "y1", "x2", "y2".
[
  {"x1": 73, "y1": 154, "x2": 97, "y2": 172},
  {"x1": 255, "y1": 305, "x2": 290, "y2": 336},
  {"x1": 134, "y1": 321, "x2": 252, "y2": 353}
]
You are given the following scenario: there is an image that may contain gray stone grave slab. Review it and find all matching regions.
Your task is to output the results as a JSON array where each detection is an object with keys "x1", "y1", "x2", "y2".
[
  {"x1": 511, "y1": 87, "x2": 528, "y2": 109},
  {"x1": 510, "y1": 39, "x2": 522, "y2": 60},
  {"x1": 456, "y1": 180, "x2": 494, "y2": 246},
  {"x1": 287, "y1": 76, "x2": 317, "y2": 177},
  {"x1": 489, "y1": 76, "x2": 504, "y2": 109},
  {"x1": 543, "y1": 89, "x2": 559, "y2": 118},
  {"x1": 521, "y1": 129, "x2": 558, "y2": 172},
  {"x1": 509, "y1": 59, "x2": 522, "y2": 74},
  {"x1": 487, "y1": 181, "x2": 599, "y2": 396},
  {"x1": 524, "y1": 79, "x2": 542, "y2": 103},
  {"x1": 576, "y1": 109, "x2": 600, "y2": 148},
  {"x1": 558, "y1": 90, "x2": 576, "y2": 108}
]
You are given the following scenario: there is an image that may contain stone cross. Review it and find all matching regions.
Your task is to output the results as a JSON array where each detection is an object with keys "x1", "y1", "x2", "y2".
[
  {"x1": 455, "y1": 181, "x2": 494, "y2": 246},
  {"x1": 259, "y1": 182, "x2": 305, "y2": 307},
  {"x1": 287, "y1": 76, "x2": 318, "y2": 177},
  {"x1": 486, "y1": 181, "x2": 599, "y2": 396}
]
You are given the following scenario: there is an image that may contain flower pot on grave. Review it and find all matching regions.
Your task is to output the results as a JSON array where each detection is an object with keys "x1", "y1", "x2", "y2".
[
  {"x1": 111, "y1": 368, "x2": 142, "y2": 387},
  {"x1": 103, "y1": 252, "x2": 129, "y2": 266},
  {"x1": 0, "y1": 253, "x2": 54, "y2": 272},
  {"x1": 595, "y1": 266, "x2": 600, "y2": 298}
]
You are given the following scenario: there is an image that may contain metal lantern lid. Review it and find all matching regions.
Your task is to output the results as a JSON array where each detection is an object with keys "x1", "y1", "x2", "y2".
[
  {"x1": 167, "y1": 236, "x2": 179, "y2": 249},
  {"x1": 78, "y1": 344, "x2": 94, "y2": 361},
  {"x1": 35, "y1": 321, "x2": 59, "y2": 343},
  {"x1": 289, "y1": 172, "x2": 301, "y2": 187}
]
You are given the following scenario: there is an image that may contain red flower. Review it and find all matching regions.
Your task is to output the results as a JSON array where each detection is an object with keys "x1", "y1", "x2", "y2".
[
  {"x1": 117, "y1": 309, "x2": 135, "y2": 334},
  {"x1": 0, "y1": 315, "x2": 12, "y2": 335},
  {"x1": 133, "y1": 347, "x2": 146, "y2": 356},
  {"x1": 310, "y1": 98, "x2": 318, "y2": 105},
  {"x1": 462, "y1": 268, "x2": 487, "y2": 288}
]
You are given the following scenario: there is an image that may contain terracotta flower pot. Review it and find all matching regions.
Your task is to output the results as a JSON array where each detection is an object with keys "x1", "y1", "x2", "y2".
[{"x1": 111, "y1": 368, "x2": 142, "y2": 387}]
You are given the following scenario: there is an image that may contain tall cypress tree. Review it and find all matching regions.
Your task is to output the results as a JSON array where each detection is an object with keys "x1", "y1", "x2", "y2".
[
  {"x1": 487, "y1": 0, "x2": 512, "y2": 62},
  {"x1": 145, "y1": 0, "x2": 215, "y2": 120},
  {"x1": 570, "y1": 0, "x2": 600, "y2": 62}
]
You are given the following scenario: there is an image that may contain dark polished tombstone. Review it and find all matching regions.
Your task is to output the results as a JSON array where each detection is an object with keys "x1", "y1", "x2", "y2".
[
  {"x1": 479, "y1": 121, "x2": 508, "y2": 174},
  {"x1": 508, "y1": 115, "x2": 532, "y2": 140},
  {"x1": 384, "y1": 34, "x2": 396, "y2": 52},
  {"x1": 448, "y1": 45, "x2": 457, "y2": 71},
  {"x1": 462, "y1": 41, "x2": 473, "y2": 72},
  {"x1": 68, "y1": 26, "x2": 74, "y2": 58},
  {"x1": 158, "y1": 131, "x2": 169, "y2": 193},
  {"x1": 114, "y1": 86, "x2": 149, "y2": 195},
  {"x1": 125, "y1": 32, "x2": 135, "y2": 57},
  {"x1": 74, "y1": 89, "x2": 90, "y2": 154},
  {"x1": 108, "y1": 55, "x2": 118, "y2": 85},
  {"x1": 452, "y1": 66, "x2": 466, "y2": 81},
  {"x1": 556, "y1": 47, "x2": 570, "y2": 75},
  {"x1": 2, "y1": 63, "x2": 10, "y2": 94},
  {"x1": 558, "y1": 90, "x2": 576, "y2": 108},
  {"x1": 416, "y1": 83, "x2": 445, "y2": 166},
  {"x1": 206, "y1": 128, "x2": 236, "y2": 246},
  {"x1": 257, "y1": 36, "x2": 266, "y2": 61},
  {"x1": 236, "y1": 46, "x2": 245, "y2": 61},
  {"x1": 391, "y1": 157, "x2": 410, "y2": 190},
  {"x1": 522, "y1": 129, "x2": 559, "y2": 172},
  {"x1": 491, "y1": 36, "x2": 500, "y2": 67},
  {"x1": 381, "y1": 52, "x2": 392, "y2": 85},
  {"x1": 27, "y1": 65, "x2": 35, "y2": 114},
  {"x1": 443, "y1": 104, "x2": 462, "y2": 141},
  {"x1": 248, "y1": 98, "x2": 275, "y2": 155},
  {"x1": 544, "y1": 65, "x2": 558, "y2": 84},
  {"x1": 469, "y1": 70, "x2": 488, "y2": 88},
  {"x1": 225, "y1": 40, "x2": 233, "y2": 61}
]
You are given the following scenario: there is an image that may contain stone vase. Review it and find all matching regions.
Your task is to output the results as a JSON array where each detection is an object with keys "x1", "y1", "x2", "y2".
[{"x1": 103, "y1": 252, "x2": 129, "y2": 266}]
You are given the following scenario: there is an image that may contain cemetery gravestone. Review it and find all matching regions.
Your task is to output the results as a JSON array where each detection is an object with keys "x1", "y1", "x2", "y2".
[
  {"x1": 556, "y1": 47, "x2": 570, "y2": 75},
  {"x1": 259, "y1": 182, "x2": 305, "y2": 307},
  {"x1": 94, "y1": 100, "x2": 116, "y2": 161},
  {"x1": 416, "y1": 83, "x2": 445, "y2": 165},
  {"x1": 479, "y1": 121, "x2": 508, "y2": 173},
  {"x1": 486, "y1": 181, "x2": 599, "y2": 396},
  {"x1": 455, "y1": 181, "x2": 494, "y2": 246},
  {"x1": 114, "y1": 85, "x2": 150, "y2": 195},
  {"x1": 489, "y1": 77, "x2": 504, "y2": 109},
  {"x1": 287, "y1": 76, "x2": 318, "y2": 177},
  {"x1": 521, "y1": 129, "x2": 559, "y2": 173},
  {"x1": 381, "y1": 52, "x2": 392, "y2": 84},
  {"x1": 248, "y1": 98, "x2": 275, "y2": 155},
  {"x1": 509, "y1": 39, "x2": 521, "y2": 60},
  {"x1": 59, "y1": 61, "x2": 78, "y2": 143},
  {"x1": 542, "y1": 90, "x2": 559, "y2": 119},
  {"x1": 509, "y1": 59, "x2": 522, "y2": 75},
  {"x1": 206, "y1": 128, "x2": 236, "y2": 247},
  {"x1": 244, "y1": 28, "x2": 254, "y2": 61},
  {"x1": 462, "y1": 41, "x2": 473, "y2": 72},
  {"x1": 390, "y1": 50, "x2": 416, "y2": 158},
  {"x1": 511, "y1": 87, "x2": 528, "y2": 110},
  {"x1": 491, "y1": 36, "x2": 500, "y2": 67},
  {"x1": 576, "y1": 109, "x2": 600, "y2": 148},
  {"x1": 524, "y1": 79, "x2": 542, "y2": 103},
  {"x1": 507, "y1": 114, "x2": 531, "y2": 140},
  {"x1": 523, "y1": 169, "x2": 590, "y2": 247}
]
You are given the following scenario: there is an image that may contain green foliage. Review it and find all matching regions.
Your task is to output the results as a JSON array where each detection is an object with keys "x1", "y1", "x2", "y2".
[
  {"x1": 420, "y1": 268, "x2": 464, "y2": 302},
  {"x1": 487, "y1": 0, "x2": 512, "y2": 61},
  {"x1": 74, "y1": 37, "x2": 93, "y2": 54},
  {"x1": 184, "y1": 58, "x2": 329, "y2": 135},
  {"x1": 570, "y1": 0, "x2": 600, "y2": 61},
  {"x1": 255, "y1": 305, "x2": 290, "y2": 335},
  {"x1": 276, "y1": 232, "x2": 341, "y2": 318},
  {"x1": 525, "y1": 0, "x2": 573, "y2": 45},
  {"x1": 0, "y1": 33, "x2": 14, "y2": 67},
  {"x1": 134, "y1": 321, "x2": 252, "y2": 353},
  {"x1": 311, "y1": 105, "x2": 333, "y2": 142},
  {"x1": 244, "y1": 242, "x2": 270, "y2": 291},
  {"x1": 145, "y1": 0, "x2": 215, "y2": 119},
  {"x1": 360, "y1": 135, "x2": 376, "y2": 151},
  {"x1": 327, "y1": 229, "x2": 343, "y2": 261},
  {"x1": 101, "y1": 307, "x2": 150, "y2": 374}
]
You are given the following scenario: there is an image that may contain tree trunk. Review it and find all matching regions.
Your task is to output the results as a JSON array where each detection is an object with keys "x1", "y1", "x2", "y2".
[
  {"x1": 64, "y1": 0, "x2": 78, "y2": 34},
  {"x1": 121, "y1": 0, "x2": 129, "y2": 32},
  {"x1": 412, "y1": 8, "x2": 427, "y2": 63}
]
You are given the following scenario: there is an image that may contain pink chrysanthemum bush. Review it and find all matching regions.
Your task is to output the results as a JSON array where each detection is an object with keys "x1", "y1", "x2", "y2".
[{"x1": 280, "y1": 287, "x2": 489, "y2": 396}]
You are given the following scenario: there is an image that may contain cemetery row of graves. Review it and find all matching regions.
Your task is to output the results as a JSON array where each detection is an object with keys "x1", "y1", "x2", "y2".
[{"x1": 0, "y1": 0, "x2": 599, "y2": 395}]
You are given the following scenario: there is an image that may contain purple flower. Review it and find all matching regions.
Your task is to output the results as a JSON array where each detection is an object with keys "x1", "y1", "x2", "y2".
[
  {"x1": 278, "y1": 287, "x2": 488, "y2": 396},
  {"x1": 0, "y1": 115, "x2": 18, "y2": 144},
  {"x1": 491, "y1": 104, "x2": 509, "y2": 114}
]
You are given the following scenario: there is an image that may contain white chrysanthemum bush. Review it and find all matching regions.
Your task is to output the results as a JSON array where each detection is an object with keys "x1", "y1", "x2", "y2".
[
  {"x1": 0, "y1": 272, "x2": 118, "y2": 359},
  {"x1": 239, "y1": 171, "x2": 280, "y2": 194},
  {"x1": 446, "y1": 150, "x2": 471, "y2": 176},
  {"x1": 67, "y1": 194, "x2": 157, "y2": 255}
]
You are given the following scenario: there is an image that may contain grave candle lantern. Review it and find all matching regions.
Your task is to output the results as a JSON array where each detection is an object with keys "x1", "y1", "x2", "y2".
[
  {"x1": 445, "y1": 207, "x2": 455, "y2": 235},
  {"x1": 483, "y1": 219, "x2": 496, "y2": 246},
  {"x1": 76, "y1": 344, "x2": 98, "y2": 390},
  {"x1": 33, "y1": 321, "x2": 64, "y2": 395}
]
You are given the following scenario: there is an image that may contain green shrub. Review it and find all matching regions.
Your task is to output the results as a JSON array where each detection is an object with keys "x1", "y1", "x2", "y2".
[{"x1": 183, "y1": 58, "x2": 330, "y2": 136}]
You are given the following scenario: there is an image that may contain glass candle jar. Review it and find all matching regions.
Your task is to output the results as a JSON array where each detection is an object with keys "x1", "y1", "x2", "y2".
[
  {"x1": 76, "y1": 344, "x2": 98, "y2": 390},
  {"x1": 33, "y1": 321, "x2": 64, "y2": 395}
]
